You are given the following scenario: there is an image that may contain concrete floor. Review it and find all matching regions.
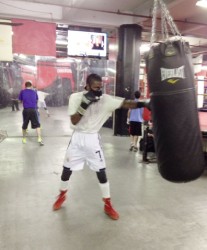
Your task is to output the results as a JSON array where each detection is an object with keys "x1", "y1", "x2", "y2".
[{"x1": 1, "y1": 106, "x2": 207, "y2": 250}]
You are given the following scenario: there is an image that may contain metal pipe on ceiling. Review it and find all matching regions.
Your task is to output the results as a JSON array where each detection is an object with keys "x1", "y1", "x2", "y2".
[{"x1": 13, "y1": 0, "x2": 207, "y2": 27}]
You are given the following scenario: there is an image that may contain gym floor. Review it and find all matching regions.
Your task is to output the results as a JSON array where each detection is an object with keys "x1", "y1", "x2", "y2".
[{"x1": 1, "y1": 106, "x2": 207, "y2": 250}]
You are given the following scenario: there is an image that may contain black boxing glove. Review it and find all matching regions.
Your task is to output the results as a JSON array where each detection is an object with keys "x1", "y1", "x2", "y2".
[{"x1": 77, "y1": 91, "x2": 100, "y2": 116}]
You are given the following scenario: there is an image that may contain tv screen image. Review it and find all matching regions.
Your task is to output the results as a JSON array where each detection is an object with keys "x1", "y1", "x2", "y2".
[{"x1": 67, "y1": 30, "x2": 107, "y2": 58}]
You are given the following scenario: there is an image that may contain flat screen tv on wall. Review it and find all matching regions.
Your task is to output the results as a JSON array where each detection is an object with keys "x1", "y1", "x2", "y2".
[{"x1": 67, "y1": 30, "x2": 107, "y2": 58}]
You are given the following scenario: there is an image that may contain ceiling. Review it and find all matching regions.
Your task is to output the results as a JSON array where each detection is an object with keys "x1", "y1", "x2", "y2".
[{"x1": 1, "y1": 0, "x2": 207, "y2": 55}]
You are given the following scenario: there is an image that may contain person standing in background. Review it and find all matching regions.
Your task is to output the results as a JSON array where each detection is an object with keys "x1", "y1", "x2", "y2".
[
  {"x1": 34, "y1": 87, "x2": 50, "y2": 117},
  {"x1": 18, "y1": 81, "x2": 44, "y2": 145},
  {"x1": 127, "y1": 90, "x2": 144, "y2": 152},
  {"x1": 8, "y1": 87, "x2": 20, "y2": 111}
]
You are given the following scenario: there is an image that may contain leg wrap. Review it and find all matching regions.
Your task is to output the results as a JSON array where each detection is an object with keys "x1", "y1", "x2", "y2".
[
  {"x1": 96, "y1": 168, "x2": 107, "y2": 183},
  {"x1": 61, "y1": 166, "x2": 72, "y2": 181},
  {"x1": 99, "y1": 182, "x2": 110, "y2": 198}
]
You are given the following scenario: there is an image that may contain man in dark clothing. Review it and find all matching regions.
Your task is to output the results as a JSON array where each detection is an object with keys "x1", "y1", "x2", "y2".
[
  {"x1": 18, "y1": 81, "x2": 44, "y2": 145},
  {"x1": 10, "y1": 87, "x2": 20, "y2": 111}
]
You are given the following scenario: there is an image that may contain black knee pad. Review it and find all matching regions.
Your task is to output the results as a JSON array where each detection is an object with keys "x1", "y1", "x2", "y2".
[
  {"x1": 96, "y1": 168, "x2": 107, "y2": 183},
  {"x1": 61, "y1": 166, "x2": 72, "y2": 181}
]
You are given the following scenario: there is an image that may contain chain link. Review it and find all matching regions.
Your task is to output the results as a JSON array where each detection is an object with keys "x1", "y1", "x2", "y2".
[
  {"x1": 150, "y1": 0, "x2": 182, "y2": 46},
  {"x1": 150, "y1": 0, "x2": 158, "y2": 46},
  {"x1": 159, "y1": 0, "x2": 181, "y2": 37},
  {"x1": 161, "y1": 10, "x2": 169, "y2": 41}
]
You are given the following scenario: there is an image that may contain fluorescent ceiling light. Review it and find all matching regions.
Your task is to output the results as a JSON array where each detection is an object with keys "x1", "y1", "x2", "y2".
[{"x1": 196, "y1": 0, "x2": 207, "y2": 8}]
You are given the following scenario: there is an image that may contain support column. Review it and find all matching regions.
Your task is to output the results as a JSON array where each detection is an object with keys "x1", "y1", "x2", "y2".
[{"x1": 114, "y1": 24, "x2": 142, "y2": 136}]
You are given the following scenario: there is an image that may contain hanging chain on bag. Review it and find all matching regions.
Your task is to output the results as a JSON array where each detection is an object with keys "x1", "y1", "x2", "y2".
[
  {"x1": 159, "y1": 0, "x2": 181, "y2": 38},
  {"x1": 150, "y1": 0, "x2": 182, "y2": 46},
  {"x1": 150, "y1": 0, "x2": 158, "y2": 47},
  {"x1": 161, "y1": 9, "x2": 169, "y2": 41}
]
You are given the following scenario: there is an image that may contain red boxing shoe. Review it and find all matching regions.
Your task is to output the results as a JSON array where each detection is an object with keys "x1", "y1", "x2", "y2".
[
  {"x1": 103, "y1": 198, "x2": 119, "y2": 220},
  {"x1": 53, "y1": 190, "x2": 67, "y2": 211}
]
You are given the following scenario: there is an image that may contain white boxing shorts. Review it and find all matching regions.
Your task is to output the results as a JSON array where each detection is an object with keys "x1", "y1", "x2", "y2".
[
  {"x1": 63, "y1": 131, "x2": 106, "y2": 171},
  {"x1": 38, "y1": 101, "x2": 47, "y2": 109}
]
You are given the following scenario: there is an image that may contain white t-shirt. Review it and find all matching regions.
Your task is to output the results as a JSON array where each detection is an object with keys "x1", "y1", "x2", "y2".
[
  {"x1": 37, "y1": 91, "x2": 49, "y2": 103},
  {"x1": 68, "y1": 92, "x2": 124, "y2": 133}
]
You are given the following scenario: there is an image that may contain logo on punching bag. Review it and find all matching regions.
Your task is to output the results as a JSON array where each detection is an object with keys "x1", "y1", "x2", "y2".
[
  {"x1": 167, "y1": 79, "x2": 179, "y2": 84},
  {"x1": 161, "y1": 66, "x2": 185, "y2": 82}
]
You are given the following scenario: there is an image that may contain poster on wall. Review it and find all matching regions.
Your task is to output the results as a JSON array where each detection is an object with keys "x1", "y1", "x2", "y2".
[{"x1": 0, "y1": 20, "x2": 13, "y2": 61}]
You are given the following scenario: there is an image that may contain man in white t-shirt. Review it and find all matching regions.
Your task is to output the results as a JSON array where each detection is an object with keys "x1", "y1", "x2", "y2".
[
  {"x1": 53, "y1": 73, "x2": 149, "y2": 220},
  {"x1": 37, "y1": 90, "x2": 50, "y2": 117}
]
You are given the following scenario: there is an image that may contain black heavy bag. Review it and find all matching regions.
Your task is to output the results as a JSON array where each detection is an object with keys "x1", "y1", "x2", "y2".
[{"x1": 146, "y1": 40, "x2": 205, "y2": 182}]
